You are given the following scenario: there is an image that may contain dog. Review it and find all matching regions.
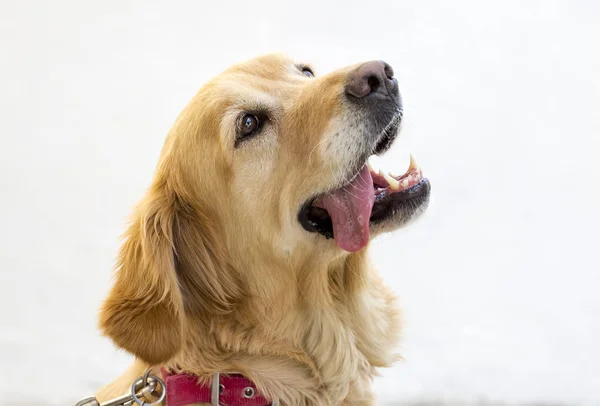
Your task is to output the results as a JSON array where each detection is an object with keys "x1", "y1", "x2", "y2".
[{"x1": 95, "y1": 54, "x2": 431, "y2": 406}]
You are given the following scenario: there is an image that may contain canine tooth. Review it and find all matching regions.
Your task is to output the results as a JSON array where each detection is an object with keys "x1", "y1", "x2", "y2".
[
  {"x1": 383, "y1": 172, "x2": 400, "y2": 190},
  {"x1": 368, "y1": 156, "x2": 381, "y2": 174},
  {"x1": 409, "y1": 153, "x2": 418, "y2": 170}
]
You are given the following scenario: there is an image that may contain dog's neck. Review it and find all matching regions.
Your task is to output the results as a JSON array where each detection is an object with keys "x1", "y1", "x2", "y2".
[
  {"x1": 242, "y1": 240, "x2": 367, "y2": 295},
  {"x1": 166, "y1": 249, "x2": 374, "y2": 405}
]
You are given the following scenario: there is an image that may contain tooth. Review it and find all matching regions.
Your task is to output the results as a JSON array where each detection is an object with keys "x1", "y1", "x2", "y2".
[
  {"x1": 383, "y1": 172, "x2": 400, "y2": 190},
  {"x1": 401, "y1": 179, "x2": 409, "y2": 188},
  {"x1": 409, "y1": 153, "x2": 418, "y2": 170},
  {"x1": 368, "y1": 156, "x2": 381, "y2": 174}
]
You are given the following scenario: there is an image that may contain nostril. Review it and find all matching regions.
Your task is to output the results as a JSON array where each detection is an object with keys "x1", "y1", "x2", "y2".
[
  {"x1": 367, "y1": 75, "x2": 380, "y2": 93},
  {"x1": 384, "y1": 64, "x2": 394, "y2": 80}
]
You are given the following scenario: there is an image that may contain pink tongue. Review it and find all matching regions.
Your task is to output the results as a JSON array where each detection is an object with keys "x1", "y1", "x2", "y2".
[{"x1": 319, "y1": 165, "x2": 374, "y2": 252}]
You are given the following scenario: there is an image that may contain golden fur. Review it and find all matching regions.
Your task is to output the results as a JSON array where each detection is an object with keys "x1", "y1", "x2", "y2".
[{"x1": 97, "y1": 54, "x2": 409, "y2": 406}]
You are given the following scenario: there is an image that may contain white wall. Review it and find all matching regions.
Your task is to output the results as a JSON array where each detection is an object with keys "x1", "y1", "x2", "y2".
[{"x1": 1, "y1": 0, "x2": 599, "y2": 405}]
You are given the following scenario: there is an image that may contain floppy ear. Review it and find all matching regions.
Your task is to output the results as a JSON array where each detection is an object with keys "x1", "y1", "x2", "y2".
[{"x1": 99, "y1": 179, "x2": 242, "y2": 365}]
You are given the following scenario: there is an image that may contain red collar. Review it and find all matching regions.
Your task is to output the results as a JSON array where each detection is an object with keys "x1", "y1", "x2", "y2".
[{"x1": 161, "y1": 369, "x2": 275, "y2": 406}]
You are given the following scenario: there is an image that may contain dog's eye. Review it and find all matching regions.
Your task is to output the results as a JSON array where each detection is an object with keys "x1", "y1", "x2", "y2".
[
  {"x1": 241, "y1": 114, "x2": 259, "y2": 135},
  {"x1": 301, "y1": 67, "x2": 314, "y2": 78},
  {"x1": 237, "y1": 114, "x2": 261, "y2": 141}
]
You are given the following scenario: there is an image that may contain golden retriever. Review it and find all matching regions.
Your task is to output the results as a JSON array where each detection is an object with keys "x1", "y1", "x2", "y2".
[{"x1": 94, "y1": 54, "x2": 430, "y2": 406}]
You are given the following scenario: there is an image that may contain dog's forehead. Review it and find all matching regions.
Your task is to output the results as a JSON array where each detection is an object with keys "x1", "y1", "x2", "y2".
[
  {"x1": 224, "y1": 53, "x2": 297, "y2": 78},
  {"x1": 206, "y1": 54, "x2": 309, "y2": 100}
]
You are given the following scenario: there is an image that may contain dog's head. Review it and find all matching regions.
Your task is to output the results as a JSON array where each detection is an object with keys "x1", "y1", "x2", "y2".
[{"x1": 99, "y1": 54, "x2": 430, "y2": 364}]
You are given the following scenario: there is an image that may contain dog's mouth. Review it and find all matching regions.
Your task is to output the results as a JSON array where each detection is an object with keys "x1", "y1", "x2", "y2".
[{"x1": 299, "y1": 154, "x2": 430, "y2": 252}]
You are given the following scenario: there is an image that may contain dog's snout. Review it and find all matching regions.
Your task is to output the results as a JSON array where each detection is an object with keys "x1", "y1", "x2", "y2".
[{"x1": 345, "y1": 61, "x2": 397, "y2": 99}]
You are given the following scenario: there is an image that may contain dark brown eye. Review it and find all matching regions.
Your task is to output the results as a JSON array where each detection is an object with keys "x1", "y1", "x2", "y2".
[
  {"x1": 301, "y1": 67, "x2": 314, "y2": 77},
  {"x1": 239, "y1": 114, "x2": 260, "y2": 138}
]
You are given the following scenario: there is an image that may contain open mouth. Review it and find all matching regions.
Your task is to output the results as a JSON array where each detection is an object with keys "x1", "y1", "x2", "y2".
[{"x1": 299, "y1": 154, "x2": 431, "y2": 252}]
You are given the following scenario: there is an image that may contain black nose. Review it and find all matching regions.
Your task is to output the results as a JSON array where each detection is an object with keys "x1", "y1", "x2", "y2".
[{"x1": 345, "y1": 61, "x2": 397, "y2": 99}]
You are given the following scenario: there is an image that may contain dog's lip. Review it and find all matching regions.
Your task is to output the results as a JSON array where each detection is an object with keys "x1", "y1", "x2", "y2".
[
  {"x1": 369, "y1": 178, "x2": 431, "y2": 222},
  {"x1": 373, "y1": 110, "x2": 402, "y2": 155}
]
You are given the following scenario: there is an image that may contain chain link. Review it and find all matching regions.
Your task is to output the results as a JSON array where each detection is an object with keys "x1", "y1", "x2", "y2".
[{"x1": 74, "y1": 369, "x2": 166, "y2": 406}]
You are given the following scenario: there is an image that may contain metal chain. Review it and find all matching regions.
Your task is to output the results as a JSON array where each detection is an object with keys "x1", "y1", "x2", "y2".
[{"x1": 74, "y1": 369, "x2": 166, "y2": 406}]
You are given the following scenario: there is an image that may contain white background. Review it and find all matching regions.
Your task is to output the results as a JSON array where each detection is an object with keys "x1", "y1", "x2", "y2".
[{"x1": 1, "y1": 0, "x2": 599, "y2": 405}]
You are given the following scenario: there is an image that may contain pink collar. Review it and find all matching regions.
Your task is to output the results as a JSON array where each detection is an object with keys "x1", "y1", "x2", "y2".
[{"x1": 161, "y1": 369, "x2": 275, "y2": 406}]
